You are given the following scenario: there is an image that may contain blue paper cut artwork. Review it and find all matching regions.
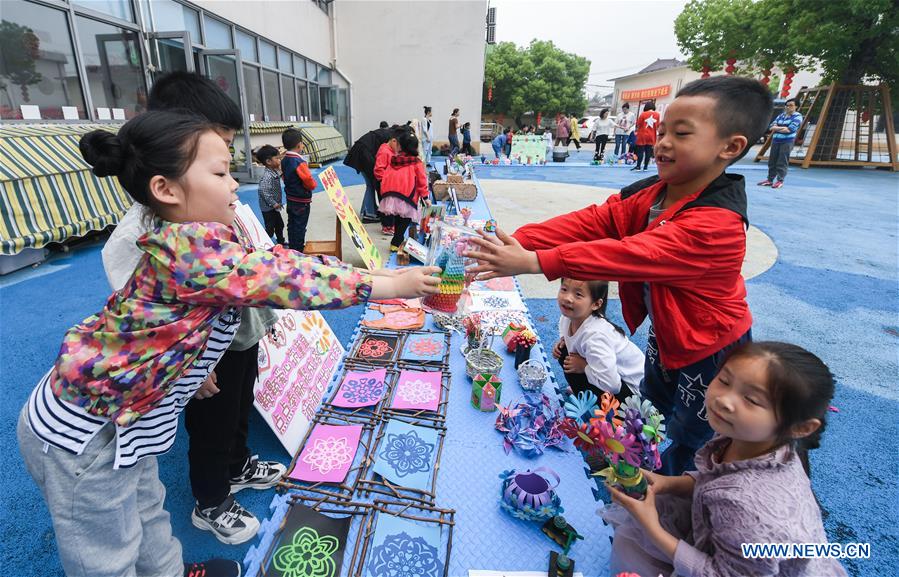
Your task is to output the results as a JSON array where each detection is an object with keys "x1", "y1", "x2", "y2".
[
  {"x1": 265, "y1": 503, "x2": 351, "y2": 577},
  {"x1": 365, "y1": 513, "x2": 442, "y2": 577},
  {"x1": 331, "y1": 368, "x2": 387, "y2": 408},
  {"x1": 400, "y1": 333, "x2": 446, "y2": 363},
  {"x1": 372, "y1": 420, "x2": 438, "y2": 491}
]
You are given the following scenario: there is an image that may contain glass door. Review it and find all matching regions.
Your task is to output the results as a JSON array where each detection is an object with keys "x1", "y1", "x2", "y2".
[
  {"x1": 146, "y1": 31, "x2": 194, "y2": 81},
  {"x1": 197, "y1": 49, "x2": 252, "y2": 178}
]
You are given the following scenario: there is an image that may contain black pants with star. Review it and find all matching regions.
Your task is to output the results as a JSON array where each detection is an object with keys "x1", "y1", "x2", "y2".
[{"x1": 640, "y1": 326, "x2": 751, "y2": 475}]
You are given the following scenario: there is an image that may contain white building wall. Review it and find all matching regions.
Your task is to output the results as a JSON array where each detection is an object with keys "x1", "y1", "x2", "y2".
[
  {"x1": 334, "y1": 0, "x2": 487, "y2": 144},
  {"x1": 193, "y1": 0, "x2": 332, "y2": 65}
]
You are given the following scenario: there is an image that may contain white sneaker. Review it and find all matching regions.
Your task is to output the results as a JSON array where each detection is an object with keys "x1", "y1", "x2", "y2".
[
  {"x1": 229, "y1": 455, "x2": 286, "y2": 493},
  {"x1": 191, "y1": 495, "x2": 260, "y2": 545}
]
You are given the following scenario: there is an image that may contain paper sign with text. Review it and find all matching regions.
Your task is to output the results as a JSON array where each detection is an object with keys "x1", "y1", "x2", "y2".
[
  {"x1": 318, "y1": 166, "x2": 382, "y2": 270},
  {"x1": 235, "y1": 202, "x2": 345, "y2": 455}
]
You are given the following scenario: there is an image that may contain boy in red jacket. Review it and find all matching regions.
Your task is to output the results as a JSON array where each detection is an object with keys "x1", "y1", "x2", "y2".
[
  {"x1": 467, "y1": 76, "x2": 773, "y2": 475},
  {"x1": 281, "y1": 128, "x2": 317, "y2": 251}
]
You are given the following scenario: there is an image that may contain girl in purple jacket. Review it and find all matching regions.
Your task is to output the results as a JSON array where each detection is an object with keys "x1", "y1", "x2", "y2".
[{"x1": 604, "y1": 341, "x2": 847, "y2": 577}]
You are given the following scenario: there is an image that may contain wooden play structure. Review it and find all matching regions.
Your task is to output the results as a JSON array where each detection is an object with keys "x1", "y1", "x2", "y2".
[{"x1": 755, "y1": 84, "x2": 898, "y2": 171}]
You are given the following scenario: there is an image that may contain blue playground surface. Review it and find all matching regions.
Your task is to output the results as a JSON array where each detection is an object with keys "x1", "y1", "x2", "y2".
[{"x1": 1, "y1": 153, "x2": 896, "y2": 576}]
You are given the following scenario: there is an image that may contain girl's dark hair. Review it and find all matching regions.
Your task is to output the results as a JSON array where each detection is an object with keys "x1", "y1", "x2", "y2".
[
  {"x1": 724, "y1": 341, "x2": 834, "y2": 476},
  {"x1": 643, "y1": 102, "x2": 656, "y2": 111},
  {"x1": 423, "y1": 106, "x2": 432, "y2": 114},
  {"x1": 600, "y1": 109, "x2": 609, "y2": 119},
  {"x1": 561, "y1": 278, "x2": 626, "y2": 336},
  {"x1": 79, "y1": 110, "x2": 213, "y2": 208},
  {"x1": 397, "y1": 129, "x2": 420, "y2": 156},
  {"x1": 452, "y1": 108, "x2": 459, "y2": 115}
]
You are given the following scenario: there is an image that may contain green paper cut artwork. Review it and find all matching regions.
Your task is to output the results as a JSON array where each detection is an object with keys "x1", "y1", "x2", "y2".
[{"x1": 265, "y1": 503, "x2": 351, "y2": 577}]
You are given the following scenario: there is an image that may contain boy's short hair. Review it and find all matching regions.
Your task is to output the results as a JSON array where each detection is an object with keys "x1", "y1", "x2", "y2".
[
  {"x1": 622, "y1": 103, "x2": 630, "y2": 109},
  {"x1": 148, "y1": 71, "x2": 243, "y2": 131},
  {"x1": 785, "y1": 98, "x2": 798, "y2": 106},
  {"x1": 677, "y1": 76, "x2": 774, "y2": 162},
  {"x1": 379, "y1": 121, "x2": 389, "y2": 128},
  {"x1": 255, "y1": 144, "x2": 279, "y2": 165},
  {"x1": 282, "y1": 128, "x2": 304, "y2": 150},
  {"x1": 390, "y1": 125, "x2": 411, "y2": 140}
]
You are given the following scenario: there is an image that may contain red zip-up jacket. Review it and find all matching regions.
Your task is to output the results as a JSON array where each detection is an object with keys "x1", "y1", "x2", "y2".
[
  {"x1": 380, "y1": 154, "x2": 429, "y2": 207},
  {"x1": 513, "y1": 173, "x2": 752, "y2": 369}
]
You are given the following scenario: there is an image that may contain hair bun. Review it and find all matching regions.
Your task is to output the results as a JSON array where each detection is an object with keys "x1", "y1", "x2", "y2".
[{"x1": 79, "y1": 130, "x2": 125, "y2": 177}]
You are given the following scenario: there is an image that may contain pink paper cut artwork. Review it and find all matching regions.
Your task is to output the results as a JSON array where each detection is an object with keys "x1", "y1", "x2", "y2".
[
  {"x1": 288, "y1": 423, "x2": 363, "y2": 484},
  {"x1": 330, "y1": 368, "x2": 387, "y2": 408},
  {"x1": 391, "y1": 370, "x2": 442, "y2": 412}
]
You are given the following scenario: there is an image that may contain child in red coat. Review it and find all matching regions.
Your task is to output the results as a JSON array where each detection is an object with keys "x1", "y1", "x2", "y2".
[
  {"x1": 379, "y1": 127, "x2": 430, "y2": 252},
  {"x1": 632, "y1": 101, "x2": 661, "y2": 172},
  {"x1": 467, "y1": 76, "x2": 774, "y2": 475}
]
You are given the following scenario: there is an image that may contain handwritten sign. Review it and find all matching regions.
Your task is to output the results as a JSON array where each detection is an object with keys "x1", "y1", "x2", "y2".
[
  {"x1": 235, "y1": 202, "x2": 345, "y2": 454},
  {"x1": 318, "y1": 166, "x2": 382, "y2": 270},
  {"x1": 254, "y1": 310, "x2": 344, "y2": 455}
]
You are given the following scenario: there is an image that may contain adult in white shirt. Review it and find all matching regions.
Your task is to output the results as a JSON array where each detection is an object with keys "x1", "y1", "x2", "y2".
[
  {"x1": 613, "y1": 103, "x2": 635, "y2": 157},
  {"x1": 591, "y1": 108, "x2": 614, "y2": 161}
]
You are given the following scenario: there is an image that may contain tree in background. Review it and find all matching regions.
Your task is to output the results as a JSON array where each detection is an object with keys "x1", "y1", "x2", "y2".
[
  {"x1": 483, "y1": 40, "x2": 589, "y2": 128},
  {"x1": 675, "y1": 0, "x2": 898, "y2": 160}
]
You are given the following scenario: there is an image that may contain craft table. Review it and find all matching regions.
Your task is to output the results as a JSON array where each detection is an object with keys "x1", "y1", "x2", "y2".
[{"x1": 245, "y1": 167, "x2": 613, "y2": 576}]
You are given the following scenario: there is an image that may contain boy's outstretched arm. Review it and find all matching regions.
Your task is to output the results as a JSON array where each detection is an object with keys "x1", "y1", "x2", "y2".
[
  {"x1": 513, "y1": 200, "x2": 618, "y2": 251},
  {"x1": 466, "y1": 228, "x2": 542, "y2": 279}
]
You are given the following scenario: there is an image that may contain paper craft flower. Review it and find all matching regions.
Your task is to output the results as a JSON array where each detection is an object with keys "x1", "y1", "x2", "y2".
[
  {"x1": 596, "y1": 420, "x2": 642, "y2": 467},
  {"x1": 359, "y1": 338, "x2": 393, "y2": 358},
  {"x1": 380, "y1": 430, "x2": 434, "y2": 478},
  {"x1": 408, "y1": 337, "x2": 443, "y2": 357},
  {"x1": 559, "y1": 418, "x2": 600, "y2": 455},
  {"x1": 272, "y1": 526, "x2": 338, "y2": 577},
  {"x1": 617, "y1": 395, "x2": 666, "y2": 441},
  {"x1": 341, "y1": 377, "x2": 385, "y2": 405},
  {"x1": 563, "y1": 390, "x2": 598, "y2": 423},
  {"x1": 368, "y1": 531, "x2": 440, "y2": 577},
  {"x1": 495, "y1": 394, "x2": 566, "y2": 458},
  {"x1": 301, "y1": 436, "x2": 355, "y2": 474},
  {"x1": 397, "y1": 378, "x2": 439, "y2": 405},
  {"x1": 592, "y1": 392, "x2": 621, "y2": 426}
]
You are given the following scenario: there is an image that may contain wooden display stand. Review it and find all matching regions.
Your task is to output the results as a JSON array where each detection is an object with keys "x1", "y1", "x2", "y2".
[
  {"x1": 755, "y1": 84, "x2": 897, "y2": 171},
  {"x1": 303, "y1": 215, "x2": 343, "y2": 259}
]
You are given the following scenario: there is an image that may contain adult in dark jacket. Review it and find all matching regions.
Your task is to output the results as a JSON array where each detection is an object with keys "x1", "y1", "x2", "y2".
[{"x1": 344, "y1": 126, "x2": 390, "y2": 222}]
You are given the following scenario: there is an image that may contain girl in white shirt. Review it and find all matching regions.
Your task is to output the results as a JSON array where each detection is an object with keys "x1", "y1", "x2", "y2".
[
  {"x1": 591, "y1": 109, "x2": 614, "y2": 162},
  {"x1": 552, "y1": 278, "x2": 645, "y2": 401}
]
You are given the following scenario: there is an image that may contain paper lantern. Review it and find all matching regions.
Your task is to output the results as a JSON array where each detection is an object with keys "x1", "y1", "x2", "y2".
[{"x1": 499, "y1": 467, "x2": 563, "y2": 522}]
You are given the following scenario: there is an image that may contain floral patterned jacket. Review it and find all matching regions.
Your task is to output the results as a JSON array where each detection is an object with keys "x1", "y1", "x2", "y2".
[{"x1": 50, "y1": 220, "x2": 372, "y2": 427}]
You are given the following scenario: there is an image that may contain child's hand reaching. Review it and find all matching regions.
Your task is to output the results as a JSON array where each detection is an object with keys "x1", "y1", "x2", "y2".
[
  {"x1": 370, "y1": 266, "x2": 441, "y2": 299},
  {"x1": 552, "y1": 339, "x2": 565, "y2": 360},
  {"x1": 562, "y1": 352, "x2": 587, "y2": 373},
  {"x1": 464, "y1": 228, "x2": 542, "y2": 279}
]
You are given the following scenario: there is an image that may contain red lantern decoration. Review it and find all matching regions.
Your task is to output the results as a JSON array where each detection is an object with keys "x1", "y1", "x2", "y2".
[
  {"x1": 780, "y1": 68, "x2": 795, "y2": 98},
  {"x1": 761, "y1": 68, "x2": 771, "y2": 86},
  {"x1": 701, "y1": 58, "x2": 711, "y2": 78},
  {"x1": 487, "y1": 84, "x2": 493, "y2": 102},
  {"x1": 536, "y1": 112, "x2": 542, "y2": 127},
  {"x1": 725, "y1": 58, "x2": 737, "y2": 75}
]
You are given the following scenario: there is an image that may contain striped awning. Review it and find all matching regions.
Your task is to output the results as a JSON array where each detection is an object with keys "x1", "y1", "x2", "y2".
[
  {"x1": 298, "y1": 124, "x2": 347, "y2": 163},
  {"x1": 0, "y1": 124, "x2": 131, "y2": 255}
]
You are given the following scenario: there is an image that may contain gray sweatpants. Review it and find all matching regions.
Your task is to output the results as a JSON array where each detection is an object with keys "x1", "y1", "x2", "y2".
[
  {"x1": 767, "y1": 139, "x2": 794, "y2": 181},
  {"x1": 17, "y1": 408, "x2": 183, "y2": 577}
]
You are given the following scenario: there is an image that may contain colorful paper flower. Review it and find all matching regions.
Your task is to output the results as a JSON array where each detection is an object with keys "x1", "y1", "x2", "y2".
[
  {"x1": 618, "y1": 395, "x2": 666, "y2": 442},
  {"x1": 592, "y1": 391, "x2": 622, "y2": 426},
  {"x1": 563, "y1": 390, "x2": 598, "y2": 424},
  {"x1": 559, "y1": 417, "x2": 601, "y2": 455},
  {"x1": 596, "y1": 421, "x2": 642, "y2": 467}
]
